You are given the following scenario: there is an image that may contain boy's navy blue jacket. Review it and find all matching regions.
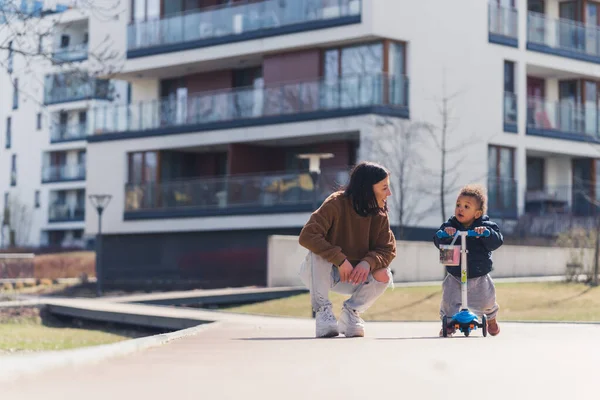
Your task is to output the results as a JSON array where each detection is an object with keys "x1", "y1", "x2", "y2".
[{"x1": 433, "y1": 215, "x2": 503, "y2": 279}]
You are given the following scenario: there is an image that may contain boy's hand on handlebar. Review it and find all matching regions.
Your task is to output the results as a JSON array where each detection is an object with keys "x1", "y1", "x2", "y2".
[
  {"x1": 474, "y1": 226, "x2": 487, "y2": 236},
  {"x1": 444, "y1": 227, "x2": 456, "y2": 236}
]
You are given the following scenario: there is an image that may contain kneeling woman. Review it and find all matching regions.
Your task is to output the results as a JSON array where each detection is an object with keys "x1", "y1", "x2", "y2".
[{"x1": 298, "y1": 161, "x2": 396, "y2": 338}]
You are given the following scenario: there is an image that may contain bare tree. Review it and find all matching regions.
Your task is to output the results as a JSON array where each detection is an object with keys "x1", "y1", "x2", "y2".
[
  {"x1": 363, "y1": 116, "x2": 433, "y2": 239},
  {"x1": 1, "y1": 194, "x2": 32, "y2": 247},
  {"x1": 420, "y1": 80, "x2": 482, "y2": 221}
]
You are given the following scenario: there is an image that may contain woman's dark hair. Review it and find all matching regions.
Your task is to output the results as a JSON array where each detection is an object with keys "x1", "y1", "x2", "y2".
[{"x1": 343, "y1": 161, "x2": 389, "y2": 217}]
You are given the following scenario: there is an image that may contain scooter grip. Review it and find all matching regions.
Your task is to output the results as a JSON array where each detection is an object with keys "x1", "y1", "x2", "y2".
[
  {"x1": 436, "y1": 230, "x2": 450, "y2": 238},
  {"x1": 467, "y1": 229, "x2": 490, "y2": 237}
]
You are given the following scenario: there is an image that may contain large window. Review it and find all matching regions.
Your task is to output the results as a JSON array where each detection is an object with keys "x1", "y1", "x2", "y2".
[
  {"x1": 323, "y1": 41, "x2": 406, "y2": 107},
  {"x1": 128, "y1": 151, "x2": 158, "y2": 184},
  {"x1": 488, "y1": 145, "x2": 515, "y2": 214}
]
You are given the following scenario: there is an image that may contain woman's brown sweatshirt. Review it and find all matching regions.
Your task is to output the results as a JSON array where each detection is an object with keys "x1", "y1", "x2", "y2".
[{"x1": 298, "y1": 191, "x2": 397, "y2": 271}]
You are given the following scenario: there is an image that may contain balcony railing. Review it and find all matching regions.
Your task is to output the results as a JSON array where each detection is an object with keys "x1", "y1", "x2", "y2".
[
  {"x1": 50, "y1": 123, "x2": 88, "y2": 142},
  {"x1": 488, "y1": 2, "x2": 518, "y2": 43},
  {"x1": 125, "y1": 168, "x2": 350, "y2": 215},
  {"x1": 52, "y1": 43, "x2": 88, "y2": 63},
  {"x1": 127, "y1": 0, "x2": 361, "y2": 52},
  {"x1": 504, "y1": 91, "x2": 517, "y2": 131},
  {"x1": 92, "y1": 73, "x2": 408, "y2": 135},
  {"x1": 526, "y1": 96, "x2": 600, "y2": 140},
  {"x1": 48, "y1": 203, "x2": 85, "y2": 222},
  {"x1": 528, "y1": 11, "x2": 600, "y2": 60},
  {"x1": 42, "y1": 164, "x2": 86, "y2": 182},
  {"x1": 526, "y1": 183, "x2": 600, "y2": 217},
  {"x1": 44, "y1": 78, "x2": 112, "y2": 105},
  {"x1": 488, "y1": 178, "x2": 518, "y2": 218}
]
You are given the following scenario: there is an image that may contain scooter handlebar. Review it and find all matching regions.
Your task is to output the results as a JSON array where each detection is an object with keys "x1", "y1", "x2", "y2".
[{"x1": 436, "y1": 229, "x2": 490, "y2": 238}]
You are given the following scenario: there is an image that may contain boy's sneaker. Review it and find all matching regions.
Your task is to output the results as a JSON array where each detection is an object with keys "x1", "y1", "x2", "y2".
[
  {"x1": 487, "y1": 318, "x2": 500, "y2": 336},
  {"x1": 315, "y1": 306, "x2": 339, "y2": 338},
  {"x1": 339, "y1": 306, "x2": 365, "y2": 337}
]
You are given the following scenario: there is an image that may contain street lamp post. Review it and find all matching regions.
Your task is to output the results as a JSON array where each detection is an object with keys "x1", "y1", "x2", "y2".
[
  {"x1": 88, "y1": 194, "x2": 112, "y2": 297},
  {"x1": 297, "y1": 153, "x2": 334, "y2": 210},
  {"x1": 297, "y1": 153, "x2": 334, "y2": 318}
]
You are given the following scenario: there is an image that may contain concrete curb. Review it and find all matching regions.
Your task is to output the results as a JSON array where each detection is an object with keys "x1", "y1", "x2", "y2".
[{"x1": 0, "y1": 321, "x2": 219, "y2": 383}]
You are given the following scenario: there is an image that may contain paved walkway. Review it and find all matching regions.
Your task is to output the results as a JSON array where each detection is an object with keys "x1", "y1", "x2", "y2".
[{"x1": 3, "y1": 314, "x2": 600, "y2": 400}]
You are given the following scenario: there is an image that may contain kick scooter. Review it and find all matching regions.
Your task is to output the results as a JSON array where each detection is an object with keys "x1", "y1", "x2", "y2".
[{"x1": 436, "y1": 228, "x2": 490, "y2": 337}]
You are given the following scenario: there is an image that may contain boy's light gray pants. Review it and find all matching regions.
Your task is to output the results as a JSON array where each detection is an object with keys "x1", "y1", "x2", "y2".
[
  {"x1": 298, "y1": 251, "x2": 392, "y2": 313},
  {"x1": 440, "y1": 273, "x2": 499, "y2": 320}
]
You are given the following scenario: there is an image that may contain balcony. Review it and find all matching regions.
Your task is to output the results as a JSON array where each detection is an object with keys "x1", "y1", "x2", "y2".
[
  {"x1": 44, "y1": 75, "x2": 112, "y2": 105},
  {"x1": 52, "y1": 43, "x2": 88, "y2": 64},
  {"x1": 48, "y1": 203, "x2": 85, "y2": 223},
  {"x1": 488, "y1": 178, "x2": 518, "y2": 219},
  {"x1": 528, "y1": 12, "x2": 600, "y2": 63},
  {"x1": 526, "y1": 96, "x2": 600, "y2": 142},
  {"x1": 124, "y1": 168, "x2": 350, "y2": 220},
  {"x1": 488, "y1": 2, "x2": 518, "y2": 47},
  {"x1": 90, "y1": 73, "x2": 409, "y2": 141},
  {"x1": 127, "y1": 0, "x2": 362, "y2": 58},
  {"x1": 50, "y1": 123, "x2": 88, "y2": 143},
  {"x1": 504, "y1": 91, "x2": 517, "y2": 132},
  {"x1": 42, "y1": 164, "x2": 86, "y2": 183}
]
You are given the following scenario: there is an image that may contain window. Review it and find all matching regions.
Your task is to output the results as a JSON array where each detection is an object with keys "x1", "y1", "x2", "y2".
[
  {"x1": 83, "y1": 33, "x2": 89, "y2": 44},
  {"x1": 34, "y1": 191, "x2": 40, "y2": 208},
  {"x1": 5, "y1": 117, "x2": 11, "y2": 149},
  {"x1": 128, "y1": 151, "x2": 158, "y2": 183},
  {"x1": 488, "y1": 145, "x2": 515, "y2": 214},
  {"x1": 504, "y1": 61, "x2": 515, "y2": 93},
  {"x1": 60, "y1": 35, "x2": 70, "y2": 48},
  {"x1": 4, "y1": 192, "x2": 8, "y2": 211},
  {"x1": 526, "y1": 157, "x2": 545, "y2": 191},
  {"x1": 37, "y1": 113, "x2": 42, "y2": 130},
  {"x1": 10, "y1": 154, "x2": 17, "y2": 186},
  {"x1": 12, "y1": 78, "x2": 18, "y2": 109},
  {"x1": 132, "y1": 0, "x2": 160, "y2": 22},
  {"x1": 323, "y1": 41, "x2": 406, "y2": 107},
  {"x1": 7, "y1": 41, "x2": 13, "y2": 73},
  {"x1": 38, "y1": 35, "x2": 43, "y2": 54},
  {"x1": 504, "y1": 61, "x2": 517, "y2": 125}
]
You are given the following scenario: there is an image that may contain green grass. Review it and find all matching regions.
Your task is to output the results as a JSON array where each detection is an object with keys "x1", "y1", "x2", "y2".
[
  {"x1": 0, "y1": 307, "x2": 159, "y2": 354},
  {"x1": 225, "y1": 282, "x2": 600, "y2": 322}
]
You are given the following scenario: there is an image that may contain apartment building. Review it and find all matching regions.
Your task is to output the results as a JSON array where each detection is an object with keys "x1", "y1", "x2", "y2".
[{"x1": 0, "y1": 0, "x2": 126, "y2": 248}]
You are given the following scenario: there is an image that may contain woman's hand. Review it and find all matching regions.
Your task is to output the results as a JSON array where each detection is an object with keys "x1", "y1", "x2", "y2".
[
  {"x1": 338, "y1": 259, "x2": 354, "y2": 283},
  {"x1": 349, "y1": 261, "x2": 370, "y2": 285}
]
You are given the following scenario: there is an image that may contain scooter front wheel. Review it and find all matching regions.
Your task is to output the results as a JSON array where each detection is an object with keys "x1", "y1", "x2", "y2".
[{"x1": 482, "y1": 315, "x2": 487, "y2": 337}]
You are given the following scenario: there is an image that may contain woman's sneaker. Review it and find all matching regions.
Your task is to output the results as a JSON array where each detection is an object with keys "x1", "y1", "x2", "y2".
[
  {"x1": 315, "y1": 306, "x2": 339, "y2": 338},
  {"x1": 339, "y1": 306, "x2": 365, "y2": 337}
]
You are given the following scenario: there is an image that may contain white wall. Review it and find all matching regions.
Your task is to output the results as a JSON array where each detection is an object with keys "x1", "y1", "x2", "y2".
[{"x1": 267, "y1": 235, "x2": 589, "y2": 287}]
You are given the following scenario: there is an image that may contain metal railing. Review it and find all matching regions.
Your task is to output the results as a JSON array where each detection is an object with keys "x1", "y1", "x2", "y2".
[
  {"x1": 526, "y1": 96, "x2": 600, "y2": 138},
  {"x1": 504, "y1": 91, "x2": 517, "y2": 126},
  {"x1": 91, "y1": 73, "x2": 408, "y2": 135},
  {"x1": 50, "y1": 123, "x2": 88, "y2": 142},
  {"x1": 528, "y1": 11, "x2": 600, "y2": 57},
  {"x1": 128, "y1": 0, "x2": 362, "y2": 51},
  {"x1": 52, "y1": 43, "x2": 88, "y2": 63},
  {"x1": 42, "y1": 164, "x2": 86, "y2": 182},
  {"x1": 44, "y1": 76, "x2": 112, "y2": 105},
  {"x1": 48, "y1": 203, "x2": 85, "y2": 222},
  {"x1": 488, "y1": 2, "x2": 518, "y2": 39},
  {"x1": 125, "y1": 168, "x2": 350, "y2": 213}
]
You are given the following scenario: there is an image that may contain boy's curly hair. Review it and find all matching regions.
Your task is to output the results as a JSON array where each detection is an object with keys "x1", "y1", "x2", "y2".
[{"x1": 458, "y1": 184, "x2": 487, "y2": 214}]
